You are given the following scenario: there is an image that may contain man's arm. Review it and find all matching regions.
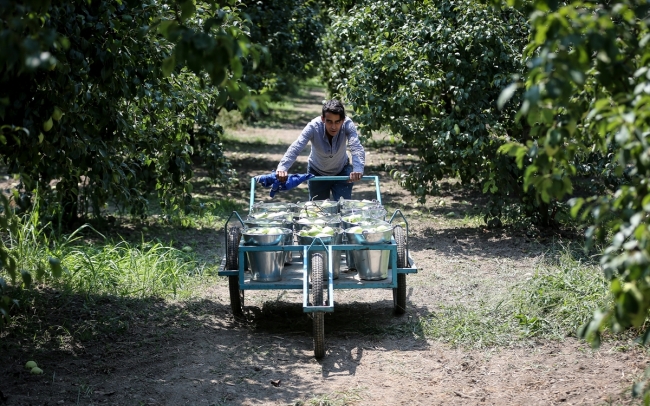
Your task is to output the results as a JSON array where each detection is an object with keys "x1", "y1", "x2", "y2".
[
  {"x1": 346, "y1": 120, "x2": 365, "y2": 182},
  {"x1": 276, "y1": 122, "x2": 314, "y2": 182}
]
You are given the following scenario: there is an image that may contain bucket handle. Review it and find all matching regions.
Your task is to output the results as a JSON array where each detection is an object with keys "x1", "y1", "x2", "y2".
[{"x1": 389, "y1": 209, "x2": 409, "y2": 237}]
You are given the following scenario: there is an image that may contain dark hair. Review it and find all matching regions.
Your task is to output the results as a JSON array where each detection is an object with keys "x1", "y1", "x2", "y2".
[{"x1": 322, "y1": 99, "x2": 346, "y2": 120}]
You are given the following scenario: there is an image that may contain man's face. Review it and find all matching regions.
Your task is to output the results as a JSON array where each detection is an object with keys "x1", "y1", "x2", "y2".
[{"x1": 322, "y1": 112, "x2": 344, "y2": 137}]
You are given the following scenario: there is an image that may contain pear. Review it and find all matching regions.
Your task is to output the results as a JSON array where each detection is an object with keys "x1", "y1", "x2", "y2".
[
  {"x1": 43, "y1": 117, "x2": 53, "y2": 132},
  {"x1": 52, "y1": 106, "x2": 63, "y2": 121}
]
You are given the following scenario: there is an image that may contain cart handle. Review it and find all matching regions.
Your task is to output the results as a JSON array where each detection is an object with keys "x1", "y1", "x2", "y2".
[{"x1": 249, "y1": 175, "x2": 381, "y2": 211}]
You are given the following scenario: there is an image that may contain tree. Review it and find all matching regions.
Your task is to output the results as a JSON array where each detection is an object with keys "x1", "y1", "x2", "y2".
[
  {"x1": 320, "y1": 0, "x2": 540, "y2": 222},
  {"x1": 0, "y1": 0, "x2": 254, "y2": 226},
  {"x1": 497, "y1": 0, "x2": 650, "y2": 399},
  {"x1": 239, "y1": 0, "x2": 326, "y2": 99}
]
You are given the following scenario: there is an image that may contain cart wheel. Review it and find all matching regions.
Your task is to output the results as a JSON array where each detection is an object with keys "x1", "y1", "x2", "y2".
[
  {"x1": 392, "y1": 225, "x2": 407, "y2": 315},
  {"x1": 226, "y1": 227, "x2": 244, "y2": 318},
  {"x1": 311, "y1": 252, "x2": 325, "y2": 359}
]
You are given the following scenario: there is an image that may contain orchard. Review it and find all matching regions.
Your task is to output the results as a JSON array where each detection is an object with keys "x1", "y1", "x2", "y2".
[{"x1": 2, "y1": 0, "x2": 650, "y2": 402}]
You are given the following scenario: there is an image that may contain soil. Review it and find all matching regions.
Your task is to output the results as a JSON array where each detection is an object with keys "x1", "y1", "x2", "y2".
[{"x1": 1, "y1": 89, "x2": 648, "y2": 406}]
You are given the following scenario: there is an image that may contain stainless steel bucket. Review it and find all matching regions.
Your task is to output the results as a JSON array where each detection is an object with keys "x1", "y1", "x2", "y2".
[
  {"x1": 341, "y1": 220, "x2": 390, "y2": 270},
  {"x1": 297, "y1": 230, "x2": 344, "y2": 280},
  {"x1": 244, "y1": 219, "x2": 293, "y2": 264},
  {"x1": 350, "y1": 249, "x2": 390, "y2": 280},
  {"x1": 247, "y1": 250, "x2": 285, "y2": 282},
  {"x1": 296, "y1": 200, "x2": 339, "y2": 216},
  {"x1": 345, "y1": 226, "x2": 394, "y2": 280},
  {"x1": 243, "y1": 227, "x2": 291, "y2": 282},
  {"x1": 250, "y1": 202, "x2": 297, "y2": 215},
  {"x1": 294, "y1": 214, "x2": 341, "y2": 231}
]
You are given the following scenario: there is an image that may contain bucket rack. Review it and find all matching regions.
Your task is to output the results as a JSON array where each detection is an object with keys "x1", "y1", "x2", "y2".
[{"x1": 218, "y1": 176, "x2": 418, "y2": 358}]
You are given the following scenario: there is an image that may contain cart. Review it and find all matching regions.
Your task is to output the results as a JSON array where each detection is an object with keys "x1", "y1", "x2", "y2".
[{"x1": 217, "y1": 176, "x2": 418, "y2": 358}]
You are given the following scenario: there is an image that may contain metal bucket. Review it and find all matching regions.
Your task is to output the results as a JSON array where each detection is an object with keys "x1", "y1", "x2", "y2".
[
  {"x1": 340, "y1": 206, "x2": 387, "y2": 221},
  {"x1": 340, "y1": 199, "x2": 381, "y2": 211},
  {"x1": 297, "y1": 230, "x2": 344, "y2": 280},
  {"x1": 243, "y1": 227, "x2": 291, "y2": 282},
  {"x1": 341, "y1": 219, "x2": 390, "y2": 270},
  {"x1": 345, "y1": 226, "x2": 394, "y2": 280},
  {"x1": 350, "y1": 249, "x2": 391, "y2": 280},
  {"x1": 244, "y1": 219, "x2": 293, "y2": 264},
  {"x1": 250, "y1": 202, "x2": 297, "y2": 214},
  {"x1": 247, "y1": 210, "x2": 293, "y2": 222}
]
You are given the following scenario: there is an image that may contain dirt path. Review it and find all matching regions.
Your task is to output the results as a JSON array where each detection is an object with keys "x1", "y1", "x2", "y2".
[{"x1": 2, "y1": 89, "x2": 648, "y2": 406}]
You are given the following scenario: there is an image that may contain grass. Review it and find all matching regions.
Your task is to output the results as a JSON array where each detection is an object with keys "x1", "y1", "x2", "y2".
[
  {"x1": 61, "y1": 238, "x2": 201, "y2": 299},
  {"x1": 511, "y1": 246, "x2": 610, "y2": 340},
  {"x1": 1, "y1": 207, "x2": 210, "y2": 301},
  {"x1": 418, "y1": 243, "x2": 613, "y2": 349}
]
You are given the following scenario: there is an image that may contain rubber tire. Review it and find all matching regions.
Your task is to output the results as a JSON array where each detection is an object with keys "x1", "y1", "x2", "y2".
[
  {"x1": 311, "y1": 252, "x2": 325, "y2": 359},
  {"x1": 226, "y1": 227, "x2": 244, "y2": 318},
  {"x1": 392, "y1": 225, "x2": 407, "y2": 315}
]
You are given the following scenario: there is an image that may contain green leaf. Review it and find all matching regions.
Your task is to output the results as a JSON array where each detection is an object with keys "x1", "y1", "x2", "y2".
[
  {"x1": 497, "y1": 82, "x2": 518, "y2": 110},
  {"x1": 569, "y1": 197, "x2": 584, "y2": 218},
  {"x1": 158, "y1": 20, "x2": 179, "y2": 39},
  {"x1": 48, "y1": 257, "x2": 63, "y2": 278},
  {"x1": 20, "y1": 270, "x2": 32, "y2": 288},
  {"x1": 162, "y1": 55, "x2": 176, "y2": 77},
  {"x1": 180, "y1": 0, "x2": 196, "y2": 23}
]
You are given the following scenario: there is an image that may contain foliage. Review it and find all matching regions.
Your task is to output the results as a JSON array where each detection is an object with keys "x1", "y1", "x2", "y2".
[
  {"x1": 321, "y1": 0, "x2": 541, "y2": 221},
  {"x1": 496, "y1": 0, "x2": 650, "y2": 399},
  {"x1": 240, "y1": 0, "x2": 326, "y2": 99},
  {"x1": 0, "y1": 0, "x2": 254, "y2": 226}
]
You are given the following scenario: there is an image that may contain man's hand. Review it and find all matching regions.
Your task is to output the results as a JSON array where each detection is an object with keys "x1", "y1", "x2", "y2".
[
  {"x1": 276, "y1": 170, "x2": 288, "y2": 183},
  {"x1": 349, "y1": 172, "x2": 362, "y2": 182}
]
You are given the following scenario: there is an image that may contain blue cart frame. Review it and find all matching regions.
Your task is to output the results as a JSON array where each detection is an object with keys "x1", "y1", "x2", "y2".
[{"x1": 218, "y1": 176, "x2": 418, "y2": 358}]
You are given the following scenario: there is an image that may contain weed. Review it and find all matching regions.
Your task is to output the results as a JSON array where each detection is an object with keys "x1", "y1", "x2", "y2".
[
  {"x1": 420, "y1": 302, "x2": 514, "y2": 349},
  {"x1": 59, "y1": 239, "x2": 198, "y2": 299},
  {"x1": 511, "y1": 246, "x2": 610, "y2": 340},
  {"x1": 418, "y1": 242, "x2": 612, "y2": 348}
]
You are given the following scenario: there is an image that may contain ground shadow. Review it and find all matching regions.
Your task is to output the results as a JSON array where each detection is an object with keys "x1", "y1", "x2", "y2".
[
  {"x1": 409, "y1": 224, "x2": 559, "y2": 263},
  {"x1": 1, "y1": 285, "x2": 428, "y2": 406}
]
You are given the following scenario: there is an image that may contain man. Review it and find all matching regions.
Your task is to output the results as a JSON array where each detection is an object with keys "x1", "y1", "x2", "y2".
[{"x1": 276, "y1": 99, "x2": 365, "y2": 201}]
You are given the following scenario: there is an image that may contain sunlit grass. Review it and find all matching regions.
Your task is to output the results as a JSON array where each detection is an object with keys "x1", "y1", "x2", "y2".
[
  {"x1": 61, "y1": 239, "x2": 201, "y2": 299},
  {"x1": 511, "y1": 247, "x2": 610, "y2": 340},
  {"x1": 418, "y1": 244, "x2": 612, "y2": 349},
  {"x1": 1, "y1": 208, "x2": 208, "y2": 301}
]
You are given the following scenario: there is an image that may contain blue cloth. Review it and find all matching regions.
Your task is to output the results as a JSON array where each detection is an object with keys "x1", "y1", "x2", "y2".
[{"x1": 255, "y1": 172, "x2": 315, "y2": 197}]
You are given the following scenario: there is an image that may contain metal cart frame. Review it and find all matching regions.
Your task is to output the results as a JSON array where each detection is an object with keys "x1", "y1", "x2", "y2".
[{"x1": 218, "y1": 176, "x2": 418, "y2": 358}]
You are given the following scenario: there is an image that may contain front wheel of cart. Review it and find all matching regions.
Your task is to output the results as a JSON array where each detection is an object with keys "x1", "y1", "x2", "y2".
[
  {"x1": 226, "y1": 227, "x2": 244, "y2": 318},
  {"x1": 392, "y1": 225, "x2": 407, "y2": 315},
  {"x1": 311, "y1": 252, "x2": 325, "y2": 358}
]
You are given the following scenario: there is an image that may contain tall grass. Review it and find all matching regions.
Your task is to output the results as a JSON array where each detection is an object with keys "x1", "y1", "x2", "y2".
[
  {"x1": 62, "y1": 239, "x2": 199, "y2": 298},
  {"x1": 1, "y1": 207, "x2": 201, "y2": 300}
]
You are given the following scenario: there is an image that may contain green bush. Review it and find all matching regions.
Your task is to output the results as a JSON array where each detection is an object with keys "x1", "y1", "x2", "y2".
[{"x1": 321, "y1": 0, "x2": 538, "y2": 221}]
